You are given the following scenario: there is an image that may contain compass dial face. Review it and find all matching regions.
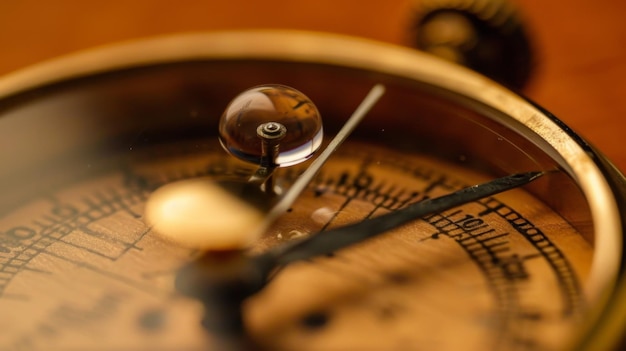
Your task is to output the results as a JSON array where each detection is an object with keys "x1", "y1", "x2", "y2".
[
  {"x1": 0, "y1": 140, "x2": 592, "y2": 351},
  {"x1": 0, "y1": 32, "x2": 622, "y2": 351}
]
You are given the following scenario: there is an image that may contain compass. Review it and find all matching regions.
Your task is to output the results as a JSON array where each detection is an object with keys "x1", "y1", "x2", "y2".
[{"x1": 0, "y1": 31, "x2": 624, "y2": 351}]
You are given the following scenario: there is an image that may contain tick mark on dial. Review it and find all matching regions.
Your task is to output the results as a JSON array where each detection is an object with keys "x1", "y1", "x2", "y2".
[
  {"x1": 518, "y1": 311, "x2": 544, "y2": 321},
  {"x1": 138, "y1": 308, "x2": 166, "y2": 331},
  {"x1": 386, "y1": 271, "x2": 411, "y2": 285},
  {"x1": 378, "y1": 305, "x2": 401, "y2": 320},
  {"x1": 300, "y1": 311, "x2": 330, "y2": 331},
  {"x1": 314, "y1": 188, "x2": 326, "y2": 197}
]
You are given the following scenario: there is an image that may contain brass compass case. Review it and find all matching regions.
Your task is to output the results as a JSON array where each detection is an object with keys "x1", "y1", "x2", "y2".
[{"x1": 0, "y1": 31, "x2": 624, "y2": 350}]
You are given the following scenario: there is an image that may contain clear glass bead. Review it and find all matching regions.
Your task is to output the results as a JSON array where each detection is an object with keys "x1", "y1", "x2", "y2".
[{"x1": 219, "y1": 84, "x2": 323, "y2": 167}]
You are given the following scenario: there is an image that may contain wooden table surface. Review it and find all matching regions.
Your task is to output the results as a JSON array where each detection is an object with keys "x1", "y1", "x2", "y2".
[{"x1": 1, "y1": 0, "x2": 625, "y2": 171}]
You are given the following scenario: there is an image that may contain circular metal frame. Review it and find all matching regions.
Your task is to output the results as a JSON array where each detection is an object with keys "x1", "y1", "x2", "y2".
[{"x1": 0, "y1": 30, "x2": 623, "y2": 350}]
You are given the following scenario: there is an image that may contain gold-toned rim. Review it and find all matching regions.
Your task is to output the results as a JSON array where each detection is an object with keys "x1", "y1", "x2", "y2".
[{"x1": 0, "y1": 30, "x2": 622, "y2": 349}]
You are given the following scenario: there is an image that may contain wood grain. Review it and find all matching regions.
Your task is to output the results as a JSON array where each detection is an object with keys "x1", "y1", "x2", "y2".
[{"x1": 1, "y1": 0, "x2": 625, "y2": 170}]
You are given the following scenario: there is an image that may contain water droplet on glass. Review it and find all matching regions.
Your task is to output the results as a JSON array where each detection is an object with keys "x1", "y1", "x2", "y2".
[
  {"x1": 219, "y1": 84, "x2": 323, "y2": 167},
  {"x1": 311, "y1": 207, "x2": 337, "y2": 225}
]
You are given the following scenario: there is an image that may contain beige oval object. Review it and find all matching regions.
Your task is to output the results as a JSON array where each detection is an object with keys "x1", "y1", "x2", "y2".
[{"x1": 145, "y1": 178, "x2": 265, "y2": 250}]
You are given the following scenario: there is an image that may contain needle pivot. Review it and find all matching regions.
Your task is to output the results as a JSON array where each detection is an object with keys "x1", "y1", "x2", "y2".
[
  {"x1": 256, "y1": 121, "x2": 287, "y2": 193},
  {"x1": 257, "y1": 121, "x2": 287, "y2": 141}
]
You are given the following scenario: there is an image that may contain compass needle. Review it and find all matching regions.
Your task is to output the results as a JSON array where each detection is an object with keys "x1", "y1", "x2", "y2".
[{"x1": 0, "y1": 31, "x2": 624, "y2": 351}]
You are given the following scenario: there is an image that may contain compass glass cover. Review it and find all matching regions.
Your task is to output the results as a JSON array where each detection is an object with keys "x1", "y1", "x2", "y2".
[{"x1": 0, "y1": 43, "x2": 617, "y2": 351}]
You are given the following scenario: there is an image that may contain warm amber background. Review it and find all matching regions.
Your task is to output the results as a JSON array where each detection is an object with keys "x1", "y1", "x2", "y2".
[{"x1": 1, "y1": 0, "x2": 625, "y2": 171}]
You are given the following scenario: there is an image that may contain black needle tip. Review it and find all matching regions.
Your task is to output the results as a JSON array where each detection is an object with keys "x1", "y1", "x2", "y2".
[{"x1": 267, "y1": 170, "x2": 546, "y2": 265}]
